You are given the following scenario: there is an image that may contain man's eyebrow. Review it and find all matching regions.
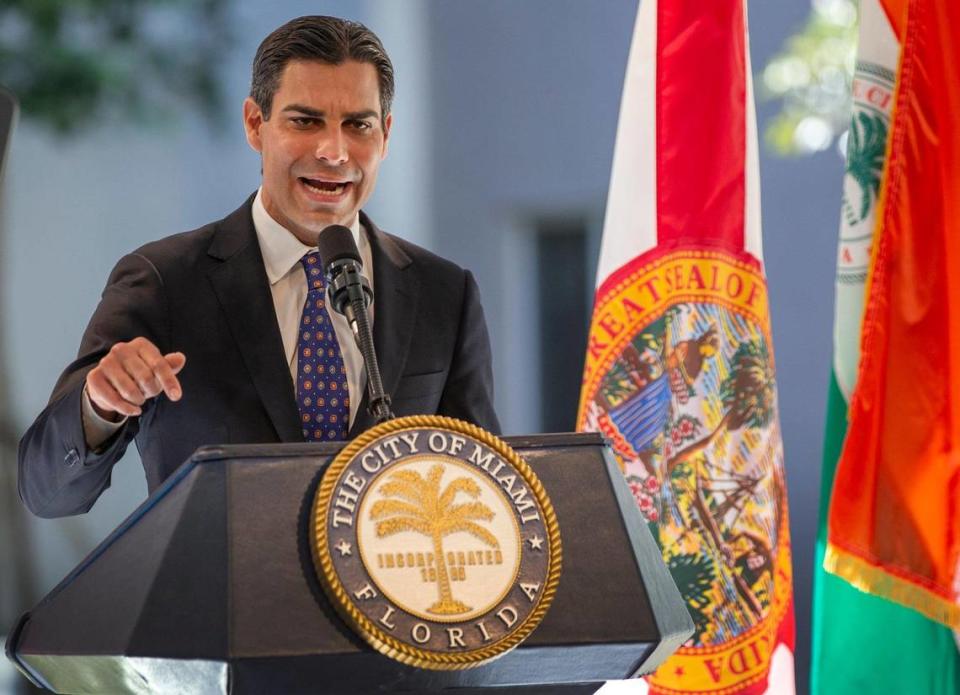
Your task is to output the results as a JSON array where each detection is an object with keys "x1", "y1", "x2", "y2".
[
  {"x1": 279, "y1": 105, "x2": 380, "y2": 121},
  {"x1": 281, "y1": 104, "x2": 324, "y2": 117},
  {"x1": 343, "y1": 110, "x2": 379, "y2": 121}
]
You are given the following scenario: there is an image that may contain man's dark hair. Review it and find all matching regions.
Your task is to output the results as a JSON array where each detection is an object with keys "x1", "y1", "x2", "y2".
[{"x1": 251, "y1": 16, "x2": 394, "y2": 122}]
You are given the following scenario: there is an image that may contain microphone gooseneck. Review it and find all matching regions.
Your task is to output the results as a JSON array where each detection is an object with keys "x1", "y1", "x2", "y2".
[{"x1": 316, "y1": 225, "x2": 394, "y2": 424}]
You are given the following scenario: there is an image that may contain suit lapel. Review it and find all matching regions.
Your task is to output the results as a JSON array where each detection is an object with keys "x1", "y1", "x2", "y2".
[
  {"x1": 206, "y1": 197, "x2": 303, "y2": 443},
  {"x1": 349, "y1": 213, "x2": 420, "y2": 437}
]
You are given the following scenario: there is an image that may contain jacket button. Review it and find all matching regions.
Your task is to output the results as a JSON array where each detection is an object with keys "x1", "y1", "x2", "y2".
[{"x1": 64, "y1": 449, "x2": 81, "y2": 467}]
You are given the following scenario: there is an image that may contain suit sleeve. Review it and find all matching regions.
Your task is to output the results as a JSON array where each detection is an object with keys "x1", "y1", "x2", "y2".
[
  {"x1": 437, "y1": 270, "x2": 501, "y2": 434},
  {"x1": 17, "y1": 253, "x2": 168, "y2": 518}
]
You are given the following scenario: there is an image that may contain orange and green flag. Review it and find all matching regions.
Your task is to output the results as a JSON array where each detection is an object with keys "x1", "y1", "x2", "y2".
[
  {"x1": 818, "y1": 0, "x2": 960, "y2": 690},
  {"x1": 578, "y1": 1, "x2": 794, "y2": 692},
  {"x1": 812, "y1": 0, "x2": 960, "y2": 691}
]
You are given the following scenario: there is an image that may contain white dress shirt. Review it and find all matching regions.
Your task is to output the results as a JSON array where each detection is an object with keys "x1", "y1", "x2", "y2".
[
  {"x1": 251, "y1": 188, "x2": 372, "y2": 427},
  {"x1": 82, "y1": 189, "x2": 373, "y2": 447}
]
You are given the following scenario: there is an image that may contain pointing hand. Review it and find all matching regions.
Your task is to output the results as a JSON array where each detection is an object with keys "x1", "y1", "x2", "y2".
[{"x1": 85, "y1": 337, "x2": 186, "y2": 419}]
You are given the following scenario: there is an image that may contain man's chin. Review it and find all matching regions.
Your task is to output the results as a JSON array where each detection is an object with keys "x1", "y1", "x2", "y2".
[
  {"x1": 298, "y1": 208, "x2": 359, "y2": 235},
  {"x1": 310, "y1": 213, "x2": 356, "y2": 229},
  {"x1": 299, "y1": 196, "x2": 359, "y2": 222}
]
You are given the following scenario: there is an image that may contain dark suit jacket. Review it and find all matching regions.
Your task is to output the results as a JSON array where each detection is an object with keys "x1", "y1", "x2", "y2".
[{"x1": 18, "y1": 195, "x2": 500, "y2": 518}]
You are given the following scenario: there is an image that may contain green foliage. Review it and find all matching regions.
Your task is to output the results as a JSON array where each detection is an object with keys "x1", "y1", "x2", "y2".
[
  {"x1": 719, "y1": 340, "x2": 775, "y2": 431},
  {"x1": 600, "y1": 360, "x2": 635, "y2": 405},
  {"x1": 761, "y1": 0, "x2": 858, "y2": 156},
  {"x1": 671, "y1": 461, "x2": 692, "y2": 480},
  {"x1": 0, "y1": 0, "x2": 231, "y2": 135},
  {"x1": 668, "y1": 552, "x2": 715, "y2": 642}
]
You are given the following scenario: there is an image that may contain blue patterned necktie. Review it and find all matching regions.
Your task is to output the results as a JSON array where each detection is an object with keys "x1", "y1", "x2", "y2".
[{"x1": 296, "y1": 252, "x2": 349, "y2": 441}]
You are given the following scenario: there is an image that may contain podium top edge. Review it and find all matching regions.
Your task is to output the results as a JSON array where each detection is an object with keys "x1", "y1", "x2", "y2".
[{"x1": 189, "y1": 432, "x2": 607, "y2": 463}]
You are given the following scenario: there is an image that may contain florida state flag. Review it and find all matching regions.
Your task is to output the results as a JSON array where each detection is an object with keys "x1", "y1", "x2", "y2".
[{"x1": 577, "y1": 1, "x2": 795, "y2": 692}]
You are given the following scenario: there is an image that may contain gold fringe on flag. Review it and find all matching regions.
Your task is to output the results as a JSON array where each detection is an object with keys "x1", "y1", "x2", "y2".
[{"x1": 824, "y1": 543, "x2": 960, "y2": 629}]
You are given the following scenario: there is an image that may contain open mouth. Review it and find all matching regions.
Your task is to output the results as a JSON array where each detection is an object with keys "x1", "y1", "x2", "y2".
[{"x1": 300, "y1": 177, "x2": 351, "y2": 198}]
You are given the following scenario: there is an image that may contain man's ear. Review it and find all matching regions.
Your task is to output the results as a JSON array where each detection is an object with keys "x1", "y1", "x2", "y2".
[
  {"x1": 381, "y1": 112, "x2": 393, "y2": 159},
  {"x1": 243, "y1": 97, "x2": 264, "y2": 153}
]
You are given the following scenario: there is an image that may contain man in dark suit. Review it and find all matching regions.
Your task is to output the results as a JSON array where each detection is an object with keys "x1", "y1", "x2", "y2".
[{"x1": 18, "y1": 16, "x2": 499, "y2": 518}]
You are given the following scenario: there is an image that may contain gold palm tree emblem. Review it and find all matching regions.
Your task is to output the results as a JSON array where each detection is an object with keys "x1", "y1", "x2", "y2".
[{"x1": 370, "y1": 464, "x2": 499, "y2": 615}]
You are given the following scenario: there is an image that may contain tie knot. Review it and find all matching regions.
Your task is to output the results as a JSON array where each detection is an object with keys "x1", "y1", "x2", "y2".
[{"x1": 301, "y1": 252, "x2": 325, "y2": 292}]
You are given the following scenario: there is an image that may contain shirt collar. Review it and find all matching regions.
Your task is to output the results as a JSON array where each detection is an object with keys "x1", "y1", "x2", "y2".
[{"x1": 252, "y1": 188, "x2": 363, "y2": 286}]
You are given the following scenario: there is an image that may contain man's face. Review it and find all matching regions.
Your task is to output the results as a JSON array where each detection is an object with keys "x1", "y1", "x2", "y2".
[{"x1": 243, "y1": 59, "x2": 391, "y2": 242}]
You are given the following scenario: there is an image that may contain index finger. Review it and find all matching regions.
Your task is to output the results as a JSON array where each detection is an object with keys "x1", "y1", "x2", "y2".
[{"x1": 136, "y1": 342, "x2": 182, "y2": 401}]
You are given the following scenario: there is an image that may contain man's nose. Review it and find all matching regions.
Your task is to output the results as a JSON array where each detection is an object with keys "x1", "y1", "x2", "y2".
[{"x1": 314, "y1": 127, "x2": 348, "y2": 164}]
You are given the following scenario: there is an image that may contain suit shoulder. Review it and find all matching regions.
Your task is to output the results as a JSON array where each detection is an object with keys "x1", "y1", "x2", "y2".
[
  {"x1": 381, "y1": 231, "x2": 469, "y2": 278},
  {"x1": 127, "y1": 195, "x2": 256, "y2": 277},
  {"x1": 131, "y1": 220, "x2": 219, "y2": 268},
  {"x1": 376, "y1": 231, "x2": 482, "y2": 303},
  {"x1": 123, "y1": 194, "x2": 254, "y2": 279},
  {"x1": 92, "y1": 222, "x2": 220, "y2": 291}
]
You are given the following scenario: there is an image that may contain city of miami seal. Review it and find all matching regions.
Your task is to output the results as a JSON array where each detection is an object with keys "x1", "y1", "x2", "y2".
[{"x1": 311, "y1": 415, "x2": 561, "y2": 670}]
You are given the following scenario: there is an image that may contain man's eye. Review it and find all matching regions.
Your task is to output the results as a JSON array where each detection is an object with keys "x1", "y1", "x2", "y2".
[
  {"x1": 350, "y1": 120, "x2": 373, "y2": 131},
  {"x1": 291, "y1": 117, "x2": 318, "y2": 127}
]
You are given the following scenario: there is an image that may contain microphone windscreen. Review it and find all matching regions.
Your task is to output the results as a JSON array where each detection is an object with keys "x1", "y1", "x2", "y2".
[{"x1": 316, "y1": 225, "x2": 361, "y2": 266}]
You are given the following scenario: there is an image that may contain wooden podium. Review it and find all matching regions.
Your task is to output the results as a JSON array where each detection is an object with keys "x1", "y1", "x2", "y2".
[{"x1": 7, "y1": 433, "x2": 693, "y2": 693}]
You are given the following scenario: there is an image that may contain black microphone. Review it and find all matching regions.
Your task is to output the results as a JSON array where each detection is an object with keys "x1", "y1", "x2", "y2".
[{"x1": 316, "y1": 225, "x2": 393, "y2": 424}]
